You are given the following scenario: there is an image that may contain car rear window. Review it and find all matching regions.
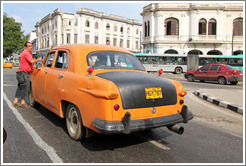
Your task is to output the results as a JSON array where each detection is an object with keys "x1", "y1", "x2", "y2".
[
  {"x1": 87, "y1": 51, "x2": 145, "y2": 71},
  {"x1": 224, "y1": 65, "x2": 237, "y2": 70}
]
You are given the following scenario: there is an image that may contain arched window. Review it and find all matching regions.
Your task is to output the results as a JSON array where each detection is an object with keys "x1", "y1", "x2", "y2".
[
  {"x1": 165, "y1": 18, "x2": 179, "y2": 35},
  {"x1": 208, "y1": 19, "x2": 216, "y2": 35},
  {"x1": 114, "y1": 25, "x2": 117, "y2": 31},
  {"x1": 164, "y1": 49, "x2": 178, "y2": 54},
  {"x1": 95, "y1": 22, "x2": 98, "y2": 29},
  {"x1": 207, "y1": 50, "x2": 222, "y2": 55},
  {"x1": 199, "y1": 18, "x2": 207, "y2": 35},
  {"x1": 127, "y1": 28, "x2": 130, "y2": 34},
  {"x1": 85, "y1": 20, "x2": 90, "y2": 27},
  {"x1": 188, "y1": 50, "x2": 203, "y2": 55},
  {"x1": 233, "y1": 18, "x2": 243, "y2": 36},
  {"x1": 233, "y1": 50, "x2": 243, "y2": 55},
  {"x1": 120, "y1": 26, "x2": 123, "y2": 33},
  {"x1": 106, "y1": 23, "x2": 110, "y2": 30}
]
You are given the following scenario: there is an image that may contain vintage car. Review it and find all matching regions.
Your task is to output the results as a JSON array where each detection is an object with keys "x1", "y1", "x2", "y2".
[
  {"x1": 3, "y1": 60, "x2": 13, "y2": 68},
  {"x1": 30, "y1": 44, "x2": 193, "y2": 140}
]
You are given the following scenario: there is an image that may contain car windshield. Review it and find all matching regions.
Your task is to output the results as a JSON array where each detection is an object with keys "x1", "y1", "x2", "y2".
[
  {"x1": 87, "y1": 51, "x2": 145, "y2": 71},
  {"x1": 224, "y1": 65, "x2": 237, "y2": 70}
]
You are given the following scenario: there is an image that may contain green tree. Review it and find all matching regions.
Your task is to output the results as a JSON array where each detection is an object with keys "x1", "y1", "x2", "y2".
[{"x1": 3, "y1": 13, "x2": 28, "y2": 57}]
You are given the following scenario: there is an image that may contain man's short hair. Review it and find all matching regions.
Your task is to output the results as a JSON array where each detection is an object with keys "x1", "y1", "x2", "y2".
[{"x1": 25, "y1": 42, "x2": 32, "y2": 47}]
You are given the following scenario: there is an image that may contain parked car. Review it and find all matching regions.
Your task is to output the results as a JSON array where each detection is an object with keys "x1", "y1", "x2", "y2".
[
  {"x1": 3, "y1": 60, "x2": 13, "y2": 68},
  {"x1": 30, "y1": 44, "x2": 193, "y2": 140},
  {"x1": 184, "y1": 64, "x2": 243, "y2": 85}
]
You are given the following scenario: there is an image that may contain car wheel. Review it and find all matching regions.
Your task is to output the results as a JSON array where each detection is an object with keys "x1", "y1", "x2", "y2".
[
  {"x1": 175, "y1": 67, "x2": 183, "y2": 74},
  {"x1": 29, "y1": 87, "x2": 39, "y2": 107},
  {"x1": 187, "y1": 74, "x2": 195, "y2": 82},
  {"x1": 66, "y1": 103, "x2": 85, "y2": 141},
  {"x1": 218, "y1": 77, "x2": 227, "y2": 85},
  {"x1": 230, "y1": 81, "x2": 238, "y2": 85}
]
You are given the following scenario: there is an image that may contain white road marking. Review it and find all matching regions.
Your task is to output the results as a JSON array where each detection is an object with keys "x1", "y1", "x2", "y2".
[
  {"x1": 134, "y1": 133, "x2": 170, "y2": 150},
  {"x1": 3, "y1": 84, "x2": 16, "y2": 87},
  {"x1": 3, "y1": 92, "x2": 63, "y2": 163}
]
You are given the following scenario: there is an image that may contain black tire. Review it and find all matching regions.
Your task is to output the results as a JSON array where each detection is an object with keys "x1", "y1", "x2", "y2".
[
  {"x1": 187, "y1": 74, "x2": 195, "y2": 82},
  {"x1": 29, "y1": 87, "x2": 39, "y2": 107},
  {"x1": 175, "y1": 67, "x2": 183, "y2": 74},
  {"x1": 218, "y1": 77, "x2": 227, "y2": 85},
  {"x1": 230, "y1": 81, "x2": 238, "y2": 85},
  {"x1": 66, "y1": 103, "x2": 85, "y2": 141}
]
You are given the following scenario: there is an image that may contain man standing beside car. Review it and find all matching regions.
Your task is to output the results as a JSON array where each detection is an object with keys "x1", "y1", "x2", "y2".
[{"x1": 12, "y1": 42, "x2": 42, "y2": 108}]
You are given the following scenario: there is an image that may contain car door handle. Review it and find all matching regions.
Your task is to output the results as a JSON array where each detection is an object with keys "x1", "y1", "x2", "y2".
[
  {"x1": 44, "y1": 71, "x2": 48, "y2": 74},
  {"x1": 59, "y1": 74, "x2": 64, "y2": 78}
]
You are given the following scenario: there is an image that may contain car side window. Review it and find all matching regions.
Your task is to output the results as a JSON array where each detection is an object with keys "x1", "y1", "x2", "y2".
[
  {"x1": 54, "y1": 51, "x2": 69, "y2": 69},
  {"x1": 199, "y1": 65, "x2": 210, "y2": 71},
  {"x1": 43, "y1": 52, "x2": 56, "y2": 67},
  {"x1": 210, "y1": 65, "x2": 221, "y2": 71}
]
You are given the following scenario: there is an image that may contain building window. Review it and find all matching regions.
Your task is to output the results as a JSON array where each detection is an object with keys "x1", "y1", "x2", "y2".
[
  {"x1": 127, "y1": 40, "x2": 130, "y2": 48},
  {"x1": 120, "y1": 26, "x2": 123, "y2": 33},
  {"x1": 208, "y1": 19, "x2": 216, "y2": 35},
  {"x1": 74, "y1": 34, "x2": 77, "y2": 44},
  {"x1": 95, "y1": 22, "x2": 98, "y2": 29},
  {"x1": 144, "y1": 22, "x2": 147, "y2": 37},
  {"x1": 68, "y1": 21, "x2": 71, "y2": 26},
  {"x1": 120, "y1": 39, "x2": 123, "y2": 47},
  {"x1": 136, "y1": 41, "x2": 139, "y2": 49},
  {"x1": 147, "y1": 21, "x2": 150, "y2": 36},
  {"x1": 94, "y1": 36, "x2": 98, "y2": 44},
  {"x1": 106, "y1": 24, "x2": 110, "y2": 30},
  {"x1": 199, "y1": 18, "x2": 207, "y2": 35},
  {"x1": 106, "y1": 37, "x2": 110, "y2": 45},
  {"x1": 136, "y1": 29, "x2": 139, "y2": 35},
  {"x1": 165, "y1": 18, "x2": 178, "y2": 35},
  {"x1": 113, "y1": 38, "x2": 117, "y2": 46},
  {"x1": 233, "y1": 18, "x2": 243, "y2": 36},
  {"x1": 114, "y1": 25, "x2": 117, "y2": 31},
  {"x1": 67, "y1": 34, "x2": 70, "y2": 44},
  {"x1": 86, "y1": 20, "x2": 90, "y2": 27},
  {"x1": 127, "y1": 28, "x2": 130, "y2": 34},
  {"x1": 74, "y1": 19, "x2": 77, "y2": 26},
  {"x1": 85, "y1": 34, "x2": 90, "y2": 43}
]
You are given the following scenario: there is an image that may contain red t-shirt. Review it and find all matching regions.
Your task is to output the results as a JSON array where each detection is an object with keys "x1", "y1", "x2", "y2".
[{"x1": 17, "y1": 49, "x2": 33, "y2": 74}]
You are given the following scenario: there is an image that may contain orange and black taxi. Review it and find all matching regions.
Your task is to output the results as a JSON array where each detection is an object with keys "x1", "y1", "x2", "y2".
[{"x1": 30, "y1": 44, "x2": 193, "y2": 140}]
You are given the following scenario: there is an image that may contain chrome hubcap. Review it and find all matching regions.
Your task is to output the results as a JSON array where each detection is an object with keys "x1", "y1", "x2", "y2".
[{"x1": 68, "y1": 107, "x2": 78, "y2": 134}]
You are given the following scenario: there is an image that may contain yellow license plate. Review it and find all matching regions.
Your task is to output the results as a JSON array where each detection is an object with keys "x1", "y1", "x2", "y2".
[{"x1": 145, "y1": 87, "x2": 163, "y2": 99}]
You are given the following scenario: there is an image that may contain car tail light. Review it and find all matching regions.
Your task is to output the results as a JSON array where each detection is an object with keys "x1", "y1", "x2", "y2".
[
  {"x1": 114, "y1": 104, "x2": 120, "y2": 111},
  {"x1": 179, "y1": 99, "x2": 184, "y2": 105},
  {"x1": 233, "y1": 71, "x2": 237, "y2": 76},
  {"x1": 158, "y1": 69, "x2": 163, "y2": 76},
  {"x1": 87, "y1": 66, "x2": 94, "y2": 74},
  {"x1": 178, "y1": 91, "x2": 187, "y2": 97}
]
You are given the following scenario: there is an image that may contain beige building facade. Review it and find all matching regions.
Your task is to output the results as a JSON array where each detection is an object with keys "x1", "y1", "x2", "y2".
[
  {"x1": 141, "y1": 3, "x2": 243, "y2": 55},
  {"x1": 35, "y1": 8, "x2": 142, "y2": 56}
]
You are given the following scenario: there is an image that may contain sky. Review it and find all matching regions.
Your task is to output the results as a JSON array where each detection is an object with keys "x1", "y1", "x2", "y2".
[{"x1": 2, "y1": 1, "x2": 150, "y2": 35}]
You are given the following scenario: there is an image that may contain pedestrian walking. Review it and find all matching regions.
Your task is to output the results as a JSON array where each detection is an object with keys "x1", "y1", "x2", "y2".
[{"x1": 12, "y1": 42, "x2": 42, "y2": 108}]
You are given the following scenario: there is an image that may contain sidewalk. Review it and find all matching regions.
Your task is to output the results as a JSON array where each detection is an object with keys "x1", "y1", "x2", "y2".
[{"x1": 193, "y1": 89, "x2": 243, "y2": 115}]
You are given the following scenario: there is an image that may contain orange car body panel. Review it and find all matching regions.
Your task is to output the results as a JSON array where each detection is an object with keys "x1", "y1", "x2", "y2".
[{"x1": 31, "y1": 44, "x2": 188, "y2": 133}]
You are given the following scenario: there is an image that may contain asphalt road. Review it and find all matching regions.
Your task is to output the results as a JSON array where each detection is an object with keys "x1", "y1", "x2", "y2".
[{"x1": 2, "y1": 68, "x2": 244, "y2": 163}]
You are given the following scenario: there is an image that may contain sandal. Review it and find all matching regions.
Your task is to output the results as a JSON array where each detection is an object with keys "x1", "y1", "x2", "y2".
[
  {"x1": 12, "y1": 102, "x2": 22, "y2": 107},
  {"x1": 21, "y1": 103, "x2": 31, "y2": 109}
]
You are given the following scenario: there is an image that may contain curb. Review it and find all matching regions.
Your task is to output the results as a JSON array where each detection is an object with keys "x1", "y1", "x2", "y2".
[{"x1": 193, "y1": 90, "x2": 243, "y2": 115}]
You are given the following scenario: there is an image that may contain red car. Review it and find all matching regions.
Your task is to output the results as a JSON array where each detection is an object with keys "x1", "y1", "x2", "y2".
[{"x1": 184, "y1": 64, "x2": 243, "y2": 85}]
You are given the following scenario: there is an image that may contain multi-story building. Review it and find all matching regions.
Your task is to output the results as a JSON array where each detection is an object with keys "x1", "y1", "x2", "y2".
[
  {"x1": 141, "y1": 3, "x2": 243, "y2": 55},
  {"x1": 35, "y1": 8, "x2": 142, "y2": 56}
]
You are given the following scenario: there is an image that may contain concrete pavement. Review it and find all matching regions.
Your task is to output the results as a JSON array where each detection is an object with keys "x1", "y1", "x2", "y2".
[{"x1": 193, "y1": 89, "x2": 243, "y2": 115}]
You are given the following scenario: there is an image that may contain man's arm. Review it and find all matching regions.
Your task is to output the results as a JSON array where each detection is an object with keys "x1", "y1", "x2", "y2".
[{"x1": 30, "y1": 57, "x2": 42, "y2": 64}]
